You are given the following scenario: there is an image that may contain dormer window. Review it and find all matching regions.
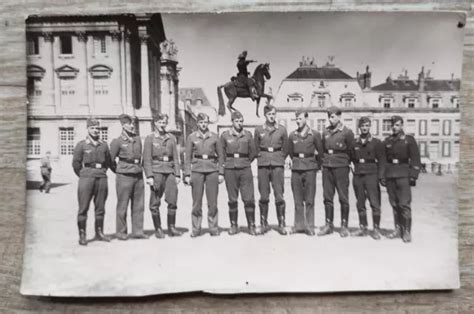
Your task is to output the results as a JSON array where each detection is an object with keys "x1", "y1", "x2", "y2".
[
  {"x1": 340, "y1": 92, "x2": 356, "y2": 108},
  {"x1": 287, "y1": 93, "x2": 304, "y2": 104},
  {"x1": 451, "y1": 96, "x2": 459, "y2": 108},
  {"x1": 403, "y1": 96, "x2": 417, "y2": 108},
  {"x1": 379, "y1": 94, "x2": 394, "y2": 109}
]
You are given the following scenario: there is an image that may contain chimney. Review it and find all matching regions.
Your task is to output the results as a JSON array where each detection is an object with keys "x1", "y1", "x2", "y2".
[
  {"x1": 356, "y1": 71, "x2": 364, "y2": 89},
  {"x1": 365, "y1": 65, "x2": 372, "y2": 89},
  {"x1": 418, "y1": 66, "x2": 425, "y2": 92}
]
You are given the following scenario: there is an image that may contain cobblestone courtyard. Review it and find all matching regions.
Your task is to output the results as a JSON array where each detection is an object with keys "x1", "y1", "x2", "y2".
[{"x1": 21, "y1": 172, "x2": 459, "y2": 296}]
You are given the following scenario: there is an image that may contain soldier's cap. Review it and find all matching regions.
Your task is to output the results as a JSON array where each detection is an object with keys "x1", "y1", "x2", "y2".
[
  {"x1": 390, "y1": 115, "x2": 404, "y2": 124},
  {"x1": 118, "y1": 113, "x2": 133, "y2": 125},
  {"x1": 263, "y1": 105, "x2": 276, "y2": 115},
  {"x1": 231, "y1": 111, "x2": 244, "y2": 121},
  {"x1": 327, "y1": 106, "x2": 341, "y2": 116},
  {"x1": 294, "y1": 109, "x2": 308, "y2": 118},
  {"x1": 358, "y1": 116, "x2": 371, "y2": 127},
  {"x1": 86, "y1": 118, "x2": 100, "y2": 127},
  {"x1": 196, "y1": 112, "x2": 210, "y2": 122}
]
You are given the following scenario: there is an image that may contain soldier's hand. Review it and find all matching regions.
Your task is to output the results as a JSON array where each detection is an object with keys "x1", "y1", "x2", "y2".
[
  {"x1": 379, "y1": 179, "x2": 387, "y2": 187},
  {"x1": 409, "y1": 178, "x2": 417, "y2": 187},
  {"x1": 175, "y1": 176, "x2": 181, "y2": 185},
  {"x1": 184, "y1": 176, "x2": 191, "y2": 185},
  {"x1": 146, "y1": 177, "x2": 154, "y2": 186},
  {"x1": 218, "y1": 175, "x2": 225, "y2": 184}
]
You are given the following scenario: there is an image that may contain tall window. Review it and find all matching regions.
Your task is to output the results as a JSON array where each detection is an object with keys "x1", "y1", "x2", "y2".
[
  {"x1": 99, "y1": 127, "x2": 108, "y2": 142},
  {"x1": 27, "y1": 128, "x2": 41, "y2": 156},
  {"x1": 442, "y1": 141, "x2": 451, "y2": 157},
  {"x1": 382, "y1": 119, "x2": 391, "y2": 134},
  {"x1": 317, "y1": 95, "x2": 326, "y2": 107},
  {"x1": 27, "y1": 37, "x2": 39, "y2": 55},
  {"x1": 443, "y1": 120, "x2": 452, "y2": 136},
  {"x1": 419, "y1": 119, "x2": 427, "y2": 136},
  {"x1": 453, "y1": 141, "x2": 460, "y2": 159},
  {"x1": 406, "y1": 119, "x2": 416, "y2": 135},
  {"x1": 94, "y1": 36, "x2": 107, "y2": 55},
  {"x1": 59, "y1": 127, "x2": 74, "y2": 155},
  {"x1": 418, "y1": 141, "x2": 428, "y2": 158},
  {"x1": 60, "y1": 36, "x2": 73, "y2": 54},
  {"x1": 454, "y1": 119, "x2": 460, "y2": 136},
  {"x1": 429, "y1": 141, "x2": 439, "y2": 159},
  {"x1": 431, "y1": 119, "x2": 440, "y2": 136},
  {"x1": 317, "y1": 119, "x2": 326, "y2": 133},
  {"x1": 27, "y1": 77, "x2": 42, "y2": 97},
  {"x1": 372, "y1": 119, "x2": 379, "y2": 136}
]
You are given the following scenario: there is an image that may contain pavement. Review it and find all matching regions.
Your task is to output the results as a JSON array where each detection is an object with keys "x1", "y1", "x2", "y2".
[{"x1": 21, "y1": 172, "x2": 459, "y2": 296}]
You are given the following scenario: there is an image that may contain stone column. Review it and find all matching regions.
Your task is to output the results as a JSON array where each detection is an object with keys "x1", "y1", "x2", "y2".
[
  {"x1": 77, "y1": 32, "x2": 92, "y2": 114},
  {"x1": 111, "y1": 30, "x2": 124, "y2": 113},
  {"x1": 43, "y1": 32, "x2": 58, "y2": 113},
  {"x1": 124, "y1": 31, "x2": 134, "y2": 115},
  {"x1": 139, "y1": 34, "x2": 150, "y2": 115}
]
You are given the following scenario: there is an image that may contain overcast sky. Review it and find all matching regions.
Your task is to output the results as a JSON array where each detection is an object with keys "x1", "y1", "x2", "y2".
[{"x1": 162, "y1": 12, "x2": 464, "y2": 109}]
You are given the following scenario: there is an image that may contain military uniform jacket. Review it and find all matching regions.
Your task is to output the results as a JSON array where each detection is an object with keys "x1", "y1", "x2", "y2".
[
  {"x1": 288, "y1": 125, "x2": 323, "y2": 171},
  {"x1": 254, "y1": 123, "x2": 289, "y2": 167},
  {"x1": 350, "y1": 135, "x2": 385, "y2": 178},
  {"x1": 143, "y1": 132, "x2": 180, "y2": 178},
  {"x1": 72, "y1": 137, "x2": 115, "y2": 178},
  {"x1": 184, "y1": 130, "x2": 224, "y2": 176},
  {"x1": 40, "y1": 157, "x2": 52, "y2": 170},
  {"x1": 322, "y1": 123, "x2": 354, "y2": 168},
  {"x1": 382, "y1": 132, "x2": 421, "y2": 179},
  {"x1": 220, "y1": 128, "x2": 256, "y2": 169},
  {"x1": 110, "y1": 135, "x2": 143, "y2": 175}
]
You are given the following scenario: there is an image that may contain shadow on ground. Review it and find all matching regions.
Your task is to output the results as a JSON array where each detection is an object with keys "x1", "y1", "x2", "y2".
[{"x1": 27, "y1": 180, "x2": 71, "y2": 190}]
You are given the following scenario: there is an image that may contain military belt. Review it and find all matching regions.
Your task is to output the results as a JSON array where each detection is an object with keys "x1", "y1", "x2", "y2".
[
  {"x1": 353, "y1": 158, "x2": 377, "y2": 164},
  {"x1": 119, "y1": 157, "x2": 141, "y2": 164},
  {"x1": 388, "y1": 158, "x2": 409, "y2": 164},
  {"x1": 84, "y1": 162, "x2": 105, "y2": 169},
  {"x1": 292, "y1": 153, "x2": 316, "y2": 158},
  {"x1": 226, "y1": 153, "x2": 249, "y2": 158},
  {"x1": 194, "y1": 154, "x2": 217, "y2": 160},
  {"x1": 152, "y1": 156, "x2": 173, "y2": 162},
  {"x1": 325, "y1": 149, "x2": 346, "y2": 155},
  {"x1": 260, "y1": 147, "x2": 281, "y2": 152}
]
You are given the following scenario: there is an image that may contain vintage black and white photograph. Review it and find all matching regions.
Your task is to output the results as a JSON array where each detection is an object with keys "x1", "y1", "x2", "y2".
[{"x1": 20, "y1": 11, "x2": 463, "y2": 296}]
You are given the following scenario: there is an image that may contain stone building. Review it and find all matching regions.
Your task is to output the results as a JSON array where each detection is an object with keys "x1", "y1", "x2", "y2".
[{"x1": 26, "y1": 14, "x2": 182, "y2": 180}]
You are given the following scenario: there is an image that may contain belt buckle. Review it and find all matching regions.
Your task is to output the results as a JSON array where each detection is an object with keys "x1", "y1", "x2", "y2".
[
  {"x1": 163, "y1": 156, "x2": 169, "y2": 162},
  {"x1": 298, "y1": 153, "x2": 305, "y2": 158},
  {"x1": 328, "y1": 149, "x2": 334, "y2": 154},
  {"x1": 202, "y1": 154, "x2": 208, "y2": 160},
  {"x1": 95, "y1": 163, "x2": 102, "y2": 169},
  {"x1": 268, "y1": 147, "x2": 274, "y2": 152},
  {"x1": 359, "y1": 158, "x2": 365, "y2": 164},
  {"x1": 393, "y1": 159, "x2": 399, "y2": 164},
  {"x1": 233, "y1": 153, "x2": 240, "y2": 158},
  {"x1": 134, "y1": 159, "x2": 139, "y2": 164}
]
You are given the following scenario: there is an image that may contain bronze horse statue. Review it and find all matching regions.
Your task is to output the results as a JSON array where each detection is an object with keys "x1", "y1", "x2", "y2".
[{"x1": 218, "y1": 63, "x2": 273, "y2": 117}]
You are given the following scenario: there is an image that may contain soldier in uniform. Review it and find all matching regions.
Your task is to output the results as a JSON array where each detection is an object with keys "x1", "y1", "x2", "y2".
[
  {"x1": 381, "y1": 115, "x2": 421, "y2": 243},
  {"x1": 184, "y1": 113, "x2": 224, "y2": 237},
  {"x1": 110, "y1": 114, "x2": 148, "y2": 240},
  {"x1": 237, "y1": 50, "x2": 257, "y2": 101},
  {"x1": 349, "y1": 117, "x2": 385, "y2": 240},
  {"x1": 72, "y1": 118, "x2": 115, "y2": 246},
  {"x1": 220, "y1": 111, "x2": 258, "y2": 236},
  {"x1": 318, "y1": 106, "x2": 355, "y2": 237},
  {"x1": 288, "y1": 110, "x2": 323, "y2": 236},
  {"x1": 39, "y1": 151, "x2": 52, "y2": 193},
  {"x1": 254, "y1": 105, "x2": 289, "y2": 235},
  {"x1": 143, "y1": 113, "x2": 183, "y2": 238}
]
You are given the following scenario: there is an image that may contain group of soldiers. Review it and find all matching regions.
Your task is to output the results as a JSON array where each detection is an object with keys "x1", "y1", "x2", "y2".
[{"x1": 71, "y1": 104, "x2": 420, "y2": 246}]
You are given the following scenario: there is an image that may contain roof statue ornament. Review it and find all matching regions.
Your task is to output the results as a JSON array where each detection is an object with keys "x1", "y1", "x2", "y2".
[{"x1": 160, "y1": 39, "x2": 178, "y2": 60}]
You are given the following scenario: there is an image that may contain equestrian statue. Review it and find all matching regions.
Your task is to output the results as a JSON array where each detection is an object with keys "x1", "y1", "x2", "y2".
[{"x1": 218, "y1": 50, "x2": 273, "y2": 117}]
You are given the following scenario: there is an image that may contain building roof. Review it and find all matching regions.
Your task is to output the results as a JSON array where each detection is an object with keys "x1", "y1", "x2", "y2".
[
  {"x1": 371, "y1": 79, "x2": 460, "y2": 92},
  {"x1": 179, "y1": 88, "x2": 218, "y2": 122},
  {"x1": 286, "y1": 66, "x2": 353, "y2": 80}
]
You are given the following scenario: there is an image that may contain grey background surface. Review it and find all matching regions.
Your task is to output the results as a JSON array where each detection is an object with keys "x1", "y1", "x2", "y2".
[{"x1": 0, "y1": 0, "x2": 473, "y2": 312}]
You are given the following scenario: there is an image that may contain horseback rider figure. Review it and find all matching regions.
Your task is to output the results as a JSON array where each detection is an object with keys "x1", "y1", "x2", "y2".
[{"x1": 235, "y1": 50, "x2": 258, "y2": 101}]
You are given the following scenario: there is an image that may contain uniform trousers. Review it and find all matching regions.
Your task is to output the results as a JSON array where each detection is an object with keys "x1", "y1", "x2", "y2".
[
  {"x1": 77, "y1": 176, "x2": 108, "y2": 224},
  {"x1": 149, "y1": 172, "x2": 178, "y2": 216},
  {"x1": 291, "y1": 169, "x2": 316, "y2": 230},
  {"x1": 322, "y1": 166, "x2": 350, "y2": 224},
  {"x1": 257, "y1": 166, "x2": 285, "y2": 210},
  {"x1": 224, "y1": 167, "x2": 255, "y2": 215},
  {"x1": 352, "y1": 173, "x2": 381, "y2": 227},
  {"x1": 191, "y1": 171, "x2": 219, "y2": 232},
  {"x1": 386, "y1": 177, "x2": 412, "y2": 227},
  {"x1": 115, "y1": 173, "x2": 144, "y2": 235}
]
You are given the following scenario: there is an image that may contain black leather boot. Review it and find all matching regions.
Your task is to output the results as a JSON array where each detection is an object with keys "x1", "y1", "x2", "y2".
[
  {"x1": 339, "y1": 219, "x2": 350, "y2": 238},
  {"x1": 402, "y1": 217, "x2": 412, "y2": 243},
  {"x1": 168, "y1": 213, "x2": 183, "y2": 237},
  {"x1": 78, "y1": 221, "x2": 87, "y2": 246},
  {"x1": 152, "y1": 214, "x2": 165, "y2": 239},
  {"x1": 228, "y1": 211, "x2": 239, "y2": 236},
  {"x1": 245, "y1": 211, "x2": 258, "y2": 236},
  {"x1": 276, "y1": 203, "x2": 287, "y2": 236},
  {"x1": 317, "y1": 221, "x2": 334, "y2": 236},
  {"x1": 259, "y1": 202, "x2": 270, "y2": 234},
  {"x1": 387, "y1": 210, "x2": 402, "y2": 239},
  {"x1": 94, "y1": 219, "x2": 111, "y2": 242},
  {"x1": 351, "y1": 225, "x2": 368, "y2": 237}
]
